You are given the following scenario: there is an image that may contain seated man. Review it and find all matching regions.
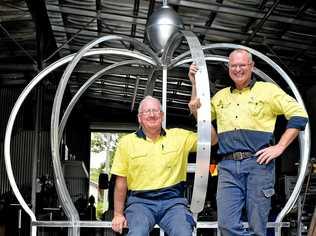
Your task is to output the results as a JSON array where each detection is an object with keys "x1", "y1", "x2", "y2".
[{"x1": 111, "y1": 96, "x2": 217, "y2": 236}]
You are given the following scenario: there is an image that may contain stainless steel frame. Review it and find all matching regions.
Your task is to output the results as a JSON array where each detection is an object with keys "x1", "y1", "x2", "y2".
[
  {"x1": 182, "y1": 31, "x2": 212, "y2": 215},
  {"x1": 4, "y1": 34, "x2": 310, "y2": 236},
  {"x1": 4, "y1": 46, "x2": 158, "y2": 236}
]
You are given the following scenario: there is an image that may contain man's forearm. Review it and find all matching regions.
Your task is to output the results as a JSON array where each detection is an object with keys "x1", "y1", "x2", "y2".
[
  {"x1": 211, "y1": 125, "x2": 218, "y2": 145},
  {"x1": 188, "y1": 64, "x2": 199, "y2": 118},
  {"x1": 277, "y1": 128, "x2": 300, "y2": 149},
  {"x1": 191, "y1": 81, "x2": 197, "y2": 100},
  {"x1": 114, "y1": 176, "x2": 127, "y2": 216}
]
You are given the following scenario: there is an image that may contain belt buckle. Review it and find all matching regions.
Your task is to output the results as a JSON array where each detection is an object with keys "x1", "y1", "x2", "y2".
[{"x1": 233, "y1": 152, "x2": 243, "y2": 160}]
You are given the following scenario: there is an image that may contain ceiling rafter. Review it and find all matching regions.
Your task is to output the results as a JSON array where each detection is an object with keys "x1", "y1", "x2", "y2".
[{"x1": 1, "y1": 0, "x2": 316, "y2": 122}]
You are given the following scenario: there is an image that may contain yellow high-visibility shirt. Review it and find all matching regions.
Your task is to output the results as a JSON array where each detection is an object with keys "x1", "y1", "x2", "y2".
[
  {"x1": 211, "y1": 81, "x2": 308, "y2": 155},
  {"x1": 111, "y1": 128, "x2": 197, "y2": 191}
]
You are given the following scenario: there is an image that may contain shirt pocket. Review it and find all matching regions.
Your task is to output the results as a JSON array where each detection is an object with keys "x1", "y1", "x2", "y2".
[
  {"x1": 129, "y1": 151, "x2": 148, "y2": 174},
  {"x1": 248, "y1": 98, "x2": 265, "y2": 117},
  {"x1": 162, "y1": 145, "x2": 179, "y2": 168},
  {"x1": 216, "y1": 101, "x2": 232, "y2": 126}
]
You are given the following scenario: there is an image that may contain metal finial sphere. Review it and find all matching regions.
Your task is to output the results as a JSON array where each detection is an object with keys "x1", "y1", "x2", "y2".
[{"x1": 146, "y1": 5, "x2": 184, "y2": 54}]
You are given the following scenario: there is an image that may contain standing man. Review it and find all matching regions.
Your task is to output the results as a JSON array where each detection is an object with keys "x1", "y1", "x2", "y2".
[
  {"x1": 188, "y1": 49, "x2": 308, "y2": 236},
  {"x1": 111, "y1": 96, "x2": 217, "y2": 236}
]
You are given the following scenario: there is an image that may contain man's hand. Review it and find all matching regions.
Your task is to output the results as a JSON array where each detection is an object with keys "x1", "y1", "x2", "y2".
[
  {"x1": 188, "y1": 98, "x2": 201, "y2": 117},
  {"x1": 188, "y1": 63, "x2": 200, "y2": 118},
  {"x1": 188, "y1": 63, "x2": 198, "y2": 83},
  {"x1": 112, "y1": 214, "x2": 127, "y2": 234},
  {"x1": 256, "y1": 128, "x2": 300, "y2": 164},
  {"x1": 255, "y1": 143, "x2": 286, "y2": 164}
]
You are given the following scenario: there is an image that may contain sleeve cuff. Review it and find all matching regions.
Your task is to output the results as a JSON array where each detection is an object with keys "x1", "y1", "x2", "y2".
[{"x1": 286, "y1": 116, "x2": 308, "y2": 130}]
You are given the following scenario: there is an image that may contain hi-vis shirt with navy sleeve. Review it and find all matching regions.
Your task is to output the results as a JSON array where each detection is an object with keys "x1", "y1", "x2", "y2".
[{"x1": 211, "y1": 81, "x2": 308, "y2": 155}]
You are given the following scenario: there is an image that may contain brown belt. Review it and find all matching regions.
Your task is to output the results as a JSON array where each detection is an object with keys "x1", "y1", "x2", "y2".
[{"x1": 221, "y1": 151, "x2": 254, "y2": 161}]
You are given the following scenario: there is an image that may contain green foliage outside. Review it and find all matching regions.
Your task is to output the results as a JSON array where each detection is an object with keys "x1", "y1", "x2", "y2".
[
  {"x1": 91, "y1": 133, "x2": 106, "y2": 153},
  {"x1": 90, "y1": 132, "x2": 126, "y2": 219},
  {"x1": 96, "y1": 200, "x2": 106, "y2": 220},
  {"x1": 90, "y1": 168, "x2": 101, "y2": 183}
]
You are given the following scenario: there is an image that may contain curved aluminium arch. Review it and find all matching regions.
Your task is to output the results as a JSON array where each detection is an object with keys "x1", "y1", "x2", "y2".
[
  {"x1": 182, "y1": 31, "x2": 212, "y2": 214},
  {"x1": 50, "y1": 36, "x2": 161, "y2": 235},
  {"x1": 160, "y1": 30, "x2": 213, "y2": 216},
  {"x1": 58, "y1": 59, "x2": 151, "y2": 142},
  {"x1": 173, "y1": 56, "x2": 276, "y2": 88},
  {"x1": 4, "y1": 47, "x2": 158, "y2": 236}
]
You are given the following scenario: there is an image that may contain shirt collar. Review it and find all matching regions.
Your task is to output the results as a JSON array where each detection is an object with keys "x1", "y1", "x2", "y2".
[
  {"x1": 135, "y1": 128, "x2": 166, "y2": 140},
  {"x1": 230, "y1": 76, "x2": 256, "y2": 93}
]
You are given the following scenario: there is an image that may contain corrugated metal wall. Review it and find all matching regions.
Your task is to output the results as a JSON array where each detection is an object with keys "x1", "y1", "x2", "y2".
[
  {"x1": 0, "y1": 130, "x2": 53, "y2": 197},
  {"x1": 0, "y1": 87, "x2": 23, "y2": 140},
  {"x1": 0, "y1": 87, "x2": 90, "y2": 205},
  {"x1": 0, "y1": 87, "x2": 53, "y2": 197},
  {"x1": 1, "y1": 87, "x2": 24, "y2": 196}
]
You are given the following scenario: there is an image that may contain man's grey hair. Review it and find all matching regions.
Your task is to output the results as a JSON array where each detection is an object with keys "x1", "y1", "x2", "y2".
[
  {"x1": 138, "y1": 96, "x2": 162, "y2": 114},
  {"x1": 229, "y1": 48, "x2": 253, "y2": 63}
]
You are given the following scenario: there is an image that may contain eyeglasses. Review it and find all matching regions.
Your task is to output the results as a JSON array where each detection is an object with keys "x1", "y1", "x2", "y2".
[
  {"x1": 140, "y1": 109, "x2": 161, "y2": 116},
  {"x1": 229, "y1": 63, "x2": 252, "y2": 70}
]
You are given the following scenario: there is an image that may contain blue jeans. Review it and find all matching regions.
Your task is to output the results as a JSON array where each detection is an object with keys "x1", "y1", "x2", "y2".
[
  {"x1": 217, "y1": 157, "x2": 275, "y2": 236},
  {"x1": 125, "y1": 196, "x2": 195, "y2": 236}
]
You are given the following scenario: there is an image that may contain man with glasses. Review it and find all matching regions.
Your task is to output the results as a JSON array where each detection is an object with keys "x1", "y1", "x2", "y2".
[
  {"x1": 188, "y1": 48, "x2": 308, "y2": 236},
  {"x1": 111, "y1": 95, "x2": 217, "y2": 236}
]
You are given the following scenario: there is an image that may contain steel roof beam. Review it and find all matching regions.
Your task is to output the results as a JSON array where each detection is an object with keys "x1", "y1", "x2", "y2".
[{"x1": 161, "y1": 0, "x2": 316, "y2": 28}]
